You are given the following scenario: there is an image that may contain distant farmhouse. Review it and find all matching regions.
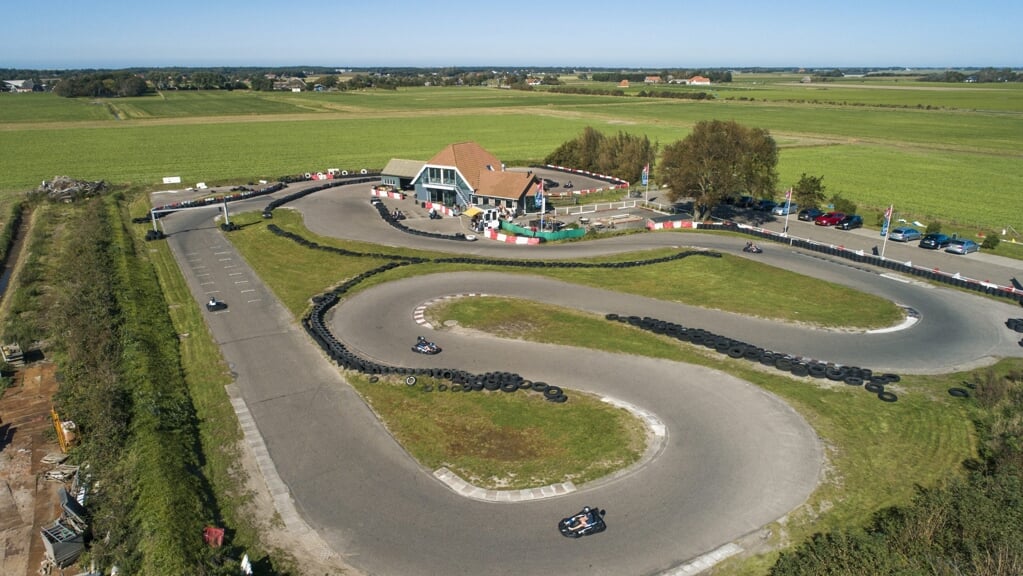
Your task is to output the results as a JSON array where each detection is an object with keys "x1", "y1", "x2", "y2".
[
  {"x1": 686, "y1": 75, "x2": 711, "y2": 86},
  {"x1": 382, "y1": 142, "x2": 538, "y2": 214},
  {"x1": 3, "y1": 79, "x2": 36, "y2": 93}
]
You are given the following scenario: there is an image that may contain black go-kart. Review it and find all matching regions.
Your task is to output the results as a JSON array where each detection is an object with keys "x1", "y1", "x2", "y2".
[
  {"x1": 206, "y1": 297, "x2": 228, "y2": 312},
  {"x1": 412, "y1": 336, "x2": 441, "y2": 355},
  {"x1": 558, "y1": 506, "x2": 606, "y2": 538}
]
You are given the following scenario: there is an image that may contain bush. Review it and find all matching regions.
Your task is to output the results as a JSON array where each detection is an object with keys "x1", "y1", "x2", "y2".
[
  {"x1": 982, "y1": 234, "x2": 1000, "y2": 250},
  {"x1": 925, "y1": 221, "x2": 943, "y2": 234},
  {"x1": 829, "y1": 193, "x2": 857, "y2": 215}
]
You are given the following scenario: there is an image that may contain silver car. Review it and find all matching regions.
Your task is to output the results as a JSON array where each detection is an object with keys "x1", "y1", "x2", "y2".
[
  {"x1": 771, "y1": 202, "x2": 799, "y2": 216},
  {"x1": 945, "y1": 239, "x2": 980, "y2": 255},
  {"x1": 888, "y1": 226, "x2": 922, "y2": 242}
]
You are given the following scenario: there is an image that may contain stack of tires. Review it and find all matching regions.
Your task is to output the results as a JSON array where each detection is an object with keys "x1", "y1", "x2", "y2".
[{"x1": 604, "y1": 312, "x2": 899, "y2": 403}]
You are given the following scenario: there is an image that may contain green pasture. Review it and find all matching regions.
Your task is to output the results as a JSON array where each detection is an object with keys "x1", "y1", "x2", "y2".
[{"x1": 3, "y1": 84, "x2": 1021, "y2": 231}]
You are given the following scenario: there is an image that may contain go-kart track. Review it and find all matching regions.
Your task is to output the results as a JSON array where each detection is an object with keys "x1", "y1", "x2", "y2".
[{"x1": 157, "y1": 180, "x2": 1023, "y2": 576}]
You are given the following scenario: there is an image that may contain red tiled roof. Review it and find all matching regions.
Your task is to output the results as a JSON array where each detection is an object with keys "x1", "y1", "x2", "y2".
[
  {"x1": 477, "y1": 170, "x2": 534, "y2": 200},
  {"x1": 428, "y1": 142, "x2": 502, "y2": 190}
]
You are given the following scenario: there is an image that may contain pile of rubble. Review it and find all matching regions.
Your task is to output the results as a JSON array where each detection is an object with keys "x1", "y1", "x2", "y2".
[{"x1": 34, "y1": 176, "x2": 107, "y2": 202}]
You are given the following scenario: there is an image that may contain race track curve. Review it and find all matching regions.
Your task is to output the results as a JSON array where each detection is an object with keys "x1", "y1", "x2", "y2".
[{"x1": 159, "y1": 181, "x2": 1022, "y2": 576}]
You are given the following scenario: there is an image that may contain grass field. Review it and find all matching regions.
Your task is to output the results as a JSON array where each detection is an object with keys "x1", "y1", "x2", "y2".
[{"x1": 2, "y1": 80, "x2": 1021, "y2": 231}]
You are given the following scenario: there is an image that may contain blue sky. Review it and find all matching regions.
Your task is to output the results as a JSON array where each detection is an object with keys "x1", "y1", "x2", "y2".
[{"x1": 5, "y1": 0, "x2": 1021, "y2": 69}]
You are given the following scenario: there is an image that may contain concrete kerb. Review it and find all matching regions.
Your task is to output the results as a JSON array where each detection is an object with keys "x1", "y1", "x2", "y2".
[{"x1": 431, "y1": 394, "x2": 667, "y2": 502}]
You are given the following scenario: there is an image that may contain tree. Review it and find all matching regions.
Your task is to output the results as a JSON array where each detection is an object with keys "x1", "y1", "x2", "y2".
[
  {"x1": 792, "y1": 173, "x2": 826, "y2": 208},
  {"x1": 660, "y1": 120, "x2": 778, "y2": 220}
]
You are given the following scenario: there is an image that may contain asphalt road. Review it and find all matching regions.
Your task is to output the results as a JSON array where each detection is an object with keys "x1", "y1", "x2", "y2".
[{"x1": 157, "y1": 181, "x2": 1023, "y2": 576}]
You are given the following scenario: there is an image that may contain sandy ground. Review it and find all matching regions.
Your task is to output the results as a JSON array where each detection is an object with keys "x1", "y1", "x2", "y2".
[{"x1": 0, "y1": 363, "x2": 64, "y2": 576}]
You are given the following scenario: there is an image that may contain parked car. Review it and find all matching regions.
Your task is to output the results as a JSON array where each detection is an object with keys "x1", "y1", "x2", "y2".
[
  {"x1": 814, "y1": 212, "x2": 846, "y2": 226},
  {"x1": 888, "y1": 226, "x2": 922, "y2": 242},
  {"x1": 797, "y1": 207, "x2": 825, "y2": 222},
  {"x1": 945, "y1": 239, "x2": 980, "y2": 255},
  {"x1": 542, "y1": 178, "x2": 560, "y2": 188},
  {"x1": 919, "y1": 233, "x2": 952, "y2": 249},
  {"x1": 837, "y1": 214, "x2": 864, "y2": 230},
  {"x1": 771, "y1": 202, "x2": 799, "y2": 216},
  {"x1": 754, "y1": 199, "x2": 778, "y2": 212}
]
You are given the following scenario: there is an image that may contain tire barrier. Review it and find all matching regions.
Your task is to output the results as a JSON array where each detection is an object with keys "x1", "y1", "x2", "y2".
[
  {"x1": 1007, "y1": 318, "x2": 1023, "y2": 333},
  {"x1": 604, "y1": 312, "x2": 901, "y2": 403},
  {"x1": 302, "y1": 275, "x2": 570, "y2": 403}
]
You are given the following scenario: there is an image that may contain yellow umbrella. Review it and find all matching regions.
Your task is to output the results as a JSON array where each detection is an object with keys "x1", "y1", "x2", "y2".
[{"x1": 462, "y1": 206, "x2": 483, "y2": 217}]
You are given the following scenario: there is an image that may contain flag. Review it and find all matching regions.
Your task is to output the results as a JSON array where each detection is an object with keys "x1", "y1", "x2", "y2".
[
  {"x1": 641, "y1": 163, "x2": 650, "y2": 186},
  {"x1": 785, "y1": 188, "x2": 792, "y2": 200},
  {"x1": 534, "y1": 179, "x2": 544, "y2": 208},
  {"x1": 881, "y1": 204, "x2": 893, "y2": 236}
]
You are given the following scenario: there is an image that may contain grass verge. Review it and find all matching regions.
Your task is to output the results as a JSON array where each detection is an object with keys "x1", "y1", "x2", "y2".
[
  {"x1": 227, "y1": 209, "x2": 902, "y2": 328},
  {"x1": 349, "y1": 373, "x2": 647, "y2": 489}
]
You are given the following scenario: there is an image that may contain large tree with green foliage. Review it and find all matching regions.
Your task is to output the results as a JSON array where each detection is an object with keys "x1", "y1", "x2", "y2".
[
  {"x1": 792, "y1": 173, "x2": 827, "y2": 209},
  {"x1": 659, "y1": 120, "x2": 778, "y2": 220},
  {"x1": 544, "y1": 127, "x2": 656, "y2": 183}
]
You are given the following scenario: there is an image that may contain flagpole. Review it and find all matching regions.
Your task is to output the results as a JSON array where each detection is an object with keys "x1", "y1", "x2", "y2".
[
  {"x1": 783, "y1": 188, "x2": 792, "y2": 235},
  {"x1": 880, "y1": 204, "x2": 893, "y2": 259}
]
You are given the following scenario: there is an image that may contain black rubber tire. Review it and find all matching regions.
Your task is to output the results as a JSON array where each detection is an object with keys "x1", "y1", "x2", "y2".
[
  {"x1": 877, "y1": 391, "x2": 898, "y2": 402},
  {"x1": 864, "y1": 381, "x2": 885, "y2": 394},
  {"x1": 547, "y1": 394, "x2": 568, "y2": 403},
  {"x1": 405, "y1": 376, "x2": 417, "y2": 386},
  {"x1": 501, "y1": 382, "x2": 519, "y2": 393},
  {"x1": 825, "y1": 366, "x2": 847, "y2": 381},
  {"x1": 368, "y1": 376, "x2": 379, "y2": 383},
  {"x1": 881, "y1": 373, "x2": 901, "y2": 383},
  {"x1": 727, "y1": 345, "x2": 745, "y2": 359},
  {"x1": 471, "y1": 382, "x2": 484, "y2": 391},
  {"x1": 743, "y1": 347, "x2": 763, "y2": 361},
  {"x1": 544, "y1": 385, "x2": 564, "y2": 399},
  {"x1": 948, "y1": 387, "x2": 970, "y2": 398},
  {"x1": 760, "y1": 352, "x2": 777, "y2": 366},
  {"x1": 438, "y1": 384, "x2": 448, "y2": 392},
  {"x1": 869, "y1": 375, "x2": 891, "y2": 386},
  {"x1": 775, "y1": 357, "x2": 793, "y2": 371},
  {"x1": 844, "y1": 375, "x2": 864, "y2": 387},
  {"x1": 808, "y1": 363, "x2": 828, "y2": 378},
  {"x1": 519, "y1": 380, "x2": 534, "y2": 390},
  {"x1": 531, "y1": 381, "x2": 549, "y2": 393},
  {"x1": 791, "y1": 363, "x2": 810, "y2": 377},
  {"x1": 605, "y1": 313, "x2": 620, "y2": 321}
]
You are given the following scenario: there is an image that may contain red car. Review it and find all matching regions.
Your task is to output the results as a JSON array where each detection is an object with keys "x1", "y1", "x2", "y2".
[{"x1": 814, "y1": 212, "x2": 846, "y2": 226}]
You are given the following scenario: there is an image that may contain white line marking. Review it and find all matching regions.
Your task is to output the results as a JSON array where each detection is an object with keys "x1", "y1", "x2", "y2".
[{"x1": 240, "y1": 289, "x2": 256, "y2": 293}]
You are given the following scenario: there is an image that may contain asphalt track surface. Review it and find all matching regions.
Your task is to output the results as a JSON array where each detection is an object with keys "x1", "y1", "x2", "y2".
[{"x1": 157, "y1": 181, "x2": 1023, "y2": 576}]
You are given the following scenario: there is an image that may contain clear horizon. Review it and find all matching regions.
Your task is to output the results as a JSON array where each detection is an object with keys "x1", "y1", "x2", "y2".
[{"x1": 5, "y1": 1, "x2": 1021, "y2": 70}]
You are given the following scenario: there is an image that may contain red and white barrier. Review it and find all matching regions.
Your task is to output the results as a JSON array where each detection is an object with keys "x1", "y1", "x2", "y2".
[
  {"x1": 424, "y1": 202, "x2": 457, "y2": 217},
  {"x1": 483, "y1": 229, "x2": 541, "y2": 245},
  {"x1": 370, "y1": 187, "x2": 405, "y2": 200},
  {"x1": 646, "y1": 219, "x2": 698, "y2": 230}
]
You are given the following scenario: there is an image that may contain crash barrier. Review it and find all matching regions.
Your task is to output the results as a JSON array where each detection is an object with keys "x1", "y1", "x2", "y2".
[
  {"x1": 647, "y1": 219, "x2": 697, "y2": 231},
  {"x1": 266, "y1": 225, "x2": 426, "y2": 262},
  {"x1": 605, "y1": 313, "x2": 900, "y2": 403},
  {"x1": 483, "y1": 228, "x2": 542, "y2": 245},
  {"x1": 703, "y1": 222, "x2": 1023, "y2": 305},
  {"x1": 501, "y1": 220, "x2": 587, "y2": 242},
  {"x1": 538, "y1": 164, "x2": 631, "y2": 197},
  {"x1": 132, "y1": 182, "x2": 287, "y2": 224},
  {"x1": 300, "y1": 265, "x2": 570, "y2": 403},
  {"x1": 370, "y1": 186, "x2": 406, "y2": 200}
]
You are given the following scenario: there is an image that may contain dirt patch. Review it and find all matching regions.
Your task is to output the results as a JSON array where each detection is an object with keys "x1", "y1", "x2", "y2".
[{"x1": 0, "y1": 362, "x2": 63, "y2": 576}]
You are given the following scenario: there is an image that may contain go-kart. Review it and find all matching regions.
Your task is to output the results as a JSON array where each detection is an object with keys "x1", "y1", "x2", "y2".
[
  {"x1": 742, "y1": 242, "x2": 763, "y2": 254},
  {"x1": 412, "y1": 336, "x2": 441, "y2": 355},
  {"x1": 558, "y1": 506, "x2": 606, "y2": 538},
  {"x1": 206, "y1": 297, "x2": 227, "y2": 312}
]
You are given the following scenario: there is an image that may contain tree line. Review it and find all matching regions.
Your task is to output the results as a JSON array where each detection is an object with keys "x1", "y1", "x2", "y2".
[{"x1": 543, "y1": 127, "x2": 657, "y2": 185}]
